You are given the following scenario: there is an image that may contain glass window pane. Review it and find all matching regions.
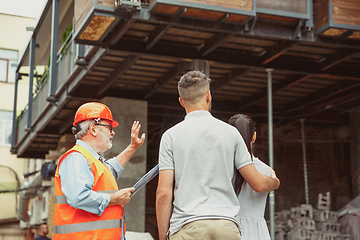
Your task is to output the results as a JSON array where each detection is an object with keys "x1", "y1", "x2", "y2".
[
  {"x1": 0, "y1": 111, "x2": 13, "y2": 145},
  {"x1": 0, "y1": 59, "x2": 7, "y2": 82},
  {"x1": 8, "y1": 60, "x2": 17, "y2": 83},
  {"x1": 0, "y1": 49, "x2": 18, "y2": 60}
]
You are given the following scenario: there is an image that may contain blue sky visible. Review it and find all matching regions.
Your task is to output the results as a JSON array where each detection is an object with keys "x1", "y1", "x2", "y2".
[{"x1": 0, "y1": 0, "x2": 47, "y2": 18}]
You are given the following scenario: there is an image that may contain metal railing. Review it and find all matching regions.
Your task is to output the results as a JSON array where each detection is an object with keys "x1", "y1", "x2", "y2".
[{"x1": 17, "y1": 31, "x2": 90, "y2": 145}]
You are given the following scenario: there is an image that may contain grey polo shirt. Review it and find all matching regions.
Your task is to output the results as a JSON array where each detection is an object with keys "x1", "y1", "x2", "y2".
[{"x1": 159, "y1": 110, "x2": 252, "y2": 235}]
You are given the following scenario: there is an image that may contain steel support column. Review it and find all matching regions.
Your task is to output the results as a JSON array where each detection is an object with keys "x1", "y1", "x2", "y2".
[
  {"x1": 26, "y1": 37, "x2": 36, "y2": 132},
  {"x1": 10, "y1": 72, "x2": 20, "y2": 153},
  {"x1": 48, "y1": 0, "x2": 59, "y2": 104},
  {"x1": 75, "y1": 44, "x2": 88, "y2": 68},
  {"x1": 267, "y1": 68, "x2": 275, "y2": 240},
  {"x1": 300, "y1": 118, "x2": 309, "y2": 204}
]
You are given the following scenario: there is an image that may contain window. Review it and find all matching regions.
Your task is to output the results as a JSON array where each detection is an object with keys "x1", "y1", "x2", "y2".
[
  {"x1": 0, "y1": 49, "x2": 18, "y2": 83},
  {"x1": 0, "y1": 110, "x2": 13, "y2": 146}
]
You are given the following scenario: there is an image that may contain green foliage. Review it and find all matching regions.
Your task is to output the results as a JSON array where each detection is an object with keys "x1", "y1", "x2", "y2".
[
  {"x1": 61, "y1": 24, "x2": 73, "y2": 55},
  {"x1": 62, "y1": 24, "x2": 73, "y2": 43}
]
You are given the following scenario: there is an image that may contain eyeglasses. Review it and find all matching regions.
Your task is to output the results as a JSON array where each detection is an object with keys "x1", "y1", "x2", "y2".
[{"x1": 94, "y1": 123, "x2": 113, "y2": 132}]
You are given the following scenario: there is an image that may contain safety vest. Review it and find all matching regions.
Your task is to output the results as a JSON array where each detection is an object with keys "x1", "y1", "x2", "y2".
[{"x1": 53, "y1": 145, "x2": 125, "y2": 240}]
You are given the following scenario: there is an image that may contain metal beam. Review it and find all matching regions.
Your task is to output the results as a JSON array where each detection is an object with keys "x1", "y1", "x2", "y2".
[
  {"x1": 26, "y1": 37, "x2": 36, "y2": 132},
  {"x1": 146, "y1": 24, "x2": 171, "y2": 50},
  {"x1": 147, "y1": 11, "x2": 244, "y2": 34},
  {"x1": 143, "y1": 61, "x2": 191, "y2": 99},
  {"x1": 212, "y1": 68, "x2": 253, "y2": 93},
  {"x1": 96, "y1": 54, "x2": 139, "y2": 96},
  {"x1": 11, "y1": 73, "x2": 20, "y2": 153},
  {"x1": 336, "y1": 30, "x2": 354, "y2": 43},
  {"x1": 110, "y1": 38, "x2": 360, "y2": 80},
  {"x1": 262, "y1": 40, "x2": 297, "y2": 65},
  {"x1": 48, "y1": 0, "x2": 60, "y2": 104},
  {"x1": 200, "y1": 32, "x2": 233, "y2": 56},
  {"x1": 285, "y1": 80, "x2": 360, "y2": 113},
  {"x1": 239, "y1": 74, "x2": 309, "y2": 110},
  {"x1": 110, "y1": 18, "x2": 135, "y2": 45},
  {"x1": 146, "y1": 7, "x2": 186, "y2": 50},
  {"x1": 320, "y1": 48, "x2": 358, "y2": 71}
]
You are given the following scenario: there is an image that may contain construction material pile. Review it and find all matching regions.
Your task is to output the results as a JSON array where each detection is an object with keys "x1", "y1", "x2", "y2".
[{"x1": 274, "y1": 192, "x2": 351, "y2": 240}]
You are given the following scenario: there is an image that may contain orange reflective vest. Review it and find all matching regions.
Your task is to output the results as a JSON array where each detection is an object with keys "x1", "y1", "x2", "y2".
[{"x1": 53, "y1": 145, "x2": 125, "y2": 240}]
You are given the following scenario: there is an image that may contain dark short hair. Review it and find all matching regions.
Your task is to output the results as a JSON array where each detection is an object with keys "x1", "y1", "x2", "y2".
[{"x1": 178, "y1": 70, "x2": 210, "y2": 104}]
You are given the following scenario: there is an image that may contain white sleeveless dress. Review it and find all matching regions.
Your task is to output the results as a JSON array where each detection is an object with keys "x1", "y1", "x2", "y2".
[{"x1": 237, "y1": 157, "x2": 272, "y2": 240}]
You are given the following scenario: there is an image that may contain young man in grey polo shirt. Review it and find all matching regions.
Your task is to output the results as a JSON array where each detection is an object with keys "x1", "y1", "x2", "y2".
[{"x1": 156, "y1": 70, "x2": 280, "y2": 240}]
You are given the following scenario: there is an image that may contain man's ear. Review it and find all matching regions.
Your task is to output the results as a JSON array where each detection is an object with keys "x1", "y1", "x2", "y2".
[
  {"x1": 206, "y1": 90, "x2": 211, "y2": 103},
  {"x1": 89, "y1": 124, "x2": 97, "y2": 137},
  {"x1": 179, "y1": 97, "x2": 185, "y2": 108}
]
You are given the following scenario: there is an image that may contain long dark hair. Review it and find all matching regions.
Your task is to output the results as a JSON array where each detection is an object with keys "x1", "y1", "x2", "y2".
[{"x1": 228, "y1": 114, "x2": 256, "y2": 195}]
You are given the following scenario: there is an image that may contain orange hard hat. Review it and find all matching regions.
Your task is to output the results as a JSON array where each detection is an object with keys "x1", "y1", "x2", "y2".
[{"x1": 73, "y1": 102, "x2": 119, "y2": 128}]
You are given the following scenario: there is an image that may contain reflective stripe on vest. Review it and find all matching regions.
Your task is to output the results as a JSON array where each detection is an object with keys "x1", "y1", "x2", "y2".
[
  {"x1": 53, "y1": 219, "x2": 122, "y2": 234},
  {"x1": 53, "y1": 145, "x2": 124, "y2": 240},
  {"x1": 54, "y1": 190, "x2": 117, "y2": 204}
]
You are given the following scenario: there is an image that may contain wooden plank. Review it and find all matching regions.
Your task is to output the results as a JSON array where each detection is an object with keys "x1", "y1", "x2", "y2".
[
  {"x1": 125, "y1": 30, "x2": 149, "y2": 38},
  {"x1": 332, "y1": 1, "x2": 360, "y2": 26},
  {"x1": 314, "y1": 0, "x2": 360, "y2": 31},
  {"x1": 313, "y1": 0, "x2": 329, "y2": 30},
  {"x1": 151, "y1": 0, "x2": 252, "y2": 12},
  {"x1": 79, "y1": 15, "x2": 116, "y2": 41},
  {"x1": 74, "y1": 0, "x2": 93, "y2": 33},
  {"x1": 183, "y1": 8, "x2": 227, "y2": 20},
  {"x1": 121, "y1": 74, "x2": 157, "y2": 82},
  {"x1": 174, "y1": 0, "x2": 252, "y2": 11},
  {"x1": 322, "y1": 28, "x2": 348, "y2": 36},
  {"x1": 166, "y1": 28, "x2": 213, "y2": 39},
  {"x1": 136, "y1": 60, "x2": 175, "y2": 68},
  {"x1": 225, "y1": 14, "x2": 249, "y2": 23},
  {"x1": 257, "y1": 14, "x2": 299, "y2": 23},
  {"x1": 153, "y1": 3, "x2": 180, "y2": 14},
  {"x1": 98, "y1": 0, "x2": 115, "y2": 7},
  {"x1": 349, "y1": 31, "x2": 360, "y2": 39},
  {"x1": 314, "y1": 11, "x2": 329, "y2": 28}
]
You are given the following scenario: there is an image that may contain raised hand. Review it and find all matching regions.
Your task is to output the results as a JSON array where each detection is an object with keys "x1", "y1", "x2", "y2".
[{"x1": 130, "y1": 121, "x2": 146, "y2": 149}]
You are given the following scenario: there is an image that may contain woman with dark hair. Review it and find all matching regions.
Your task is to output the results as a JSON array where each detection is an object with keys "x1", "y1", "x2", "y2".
[{"x1": 228, "y1": 114, "x2": 277, "y2": 240}]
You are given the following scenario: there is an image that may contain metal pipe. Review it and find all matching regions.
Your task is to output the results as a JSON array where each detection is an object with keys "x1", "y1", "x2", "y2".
[
  {"x1": 267, "y1": 68, "x2": 275, "y2": 240},
  {"x1": 11, "y1": 72, "x2": 19, "y2": 153},
  {"x1": 300, "y1": 118, "x2": 309, "y2": 204},
  {"x1": 26, "y1": 37, "x2": 36, "y2": 132},
  {"x1": 48, "y1": 0, "x2": 59, "y2": 103},
  {"x1": 17, "y1": 172, "x2": 43, "y2": 222}
]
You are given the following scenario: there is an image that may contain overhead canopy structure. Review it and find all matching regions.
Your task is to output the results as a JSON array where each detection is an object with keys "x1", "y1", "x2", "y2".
[{"x1": 12, "y1": 0, "x2": 360, "y2": 161}]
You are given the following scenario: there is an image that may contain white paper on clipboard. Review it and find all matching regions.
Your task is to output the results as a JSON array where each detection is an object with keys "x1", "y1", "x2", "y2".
[{"x1": 132, "y1": 164, "x2": 159, "y2": 196}]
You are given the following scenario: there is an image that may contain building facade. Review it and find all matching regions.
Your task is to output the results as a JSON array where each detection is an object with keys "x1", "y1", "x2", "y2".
[
  {"x1": 10, "y1": 0, "x2": 360, "y2": 239},
  {"x1": 0, "y1": 13, "x2": 38, "y2": 239}
]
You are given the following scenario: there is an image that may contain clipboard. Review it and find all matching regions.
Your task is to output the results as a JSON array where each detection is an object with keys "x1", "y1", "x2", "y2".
[{"x1": 132, "y1": 164, "x2": 159, "y2": 196}]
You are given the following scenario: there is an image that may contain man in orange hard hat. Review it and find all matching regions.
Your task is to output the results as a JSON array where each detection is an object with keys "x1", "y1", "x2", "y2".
[{"x1": 53, "y1": 102, "x2": 145, "y2": 240}]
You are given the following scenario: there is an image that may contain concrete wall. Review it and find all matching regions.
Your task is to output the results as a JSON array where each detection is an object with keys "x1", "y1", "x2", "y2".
[
  {"x1": 252, "y1": 121, "x2": 353, "y2": 214},
  {"x1": 102, "y1": 97, "x2": 148, "y2": 232},
  {"x1": 0, "y1": 14, "x2": 36, "y2": 51},
  {"x1": 0, "y1": 13, "x2": 37, "y2": 226},
  {"x1": 350, "y1": 110, "x2": 360, "y2": 197}
]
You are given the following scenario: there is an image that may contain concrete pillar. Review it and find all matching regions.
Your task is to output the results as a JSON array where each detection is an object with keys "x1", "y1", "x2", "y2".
[
  {"x1": 191, "y1": 59, "x2": 209, "y2": 78},
  {"x1": 349, "y1": 109, "x2": 360, "y2": 197},
  {"x1": 102, "y1": 97, "x2": 148, "y2": 232}
]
